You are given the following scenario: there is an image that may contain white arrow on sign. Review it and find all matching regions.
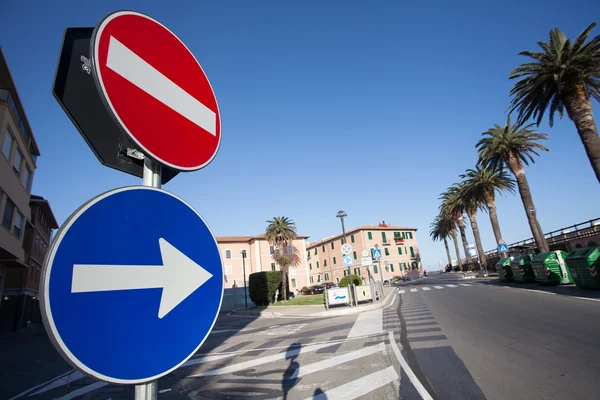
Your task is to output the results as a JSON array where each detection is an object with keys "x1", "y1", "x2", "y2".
[{"x1": 71, "y1": 238, "x2": 212, "y2": 318}]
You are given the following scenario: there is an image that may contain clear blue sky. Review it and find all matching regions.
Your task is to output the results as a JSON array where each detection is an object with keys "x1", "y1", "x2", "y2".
[{"x1": 2, "y1": 0, "x2": 599, "y2": 270}]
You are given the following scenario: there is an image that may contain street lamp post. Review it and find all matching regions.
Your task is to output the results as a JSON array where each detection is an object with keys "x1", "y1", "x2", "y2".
[
  {"x1": 336, "y1": 210, "x2": 354, "y2": 306},
  {"x1": 375, "y1": 244, "x2": 384, "y2": 296},
  {"x1": 241, "y1": 250, "x2": 248, "y2": 308}
]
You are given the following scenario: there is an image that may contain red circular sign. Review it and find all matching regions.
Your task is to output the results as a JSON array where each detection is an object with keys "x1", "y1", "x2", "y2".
[{"x1": 92, "y1": 11, "x2": 221, "y2": 171}]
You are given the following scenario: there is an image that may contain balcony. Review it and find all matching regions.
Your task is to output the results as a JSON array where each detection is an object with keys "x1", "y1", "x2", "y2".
[{"x1": 0, "y1": 87, "x2": 38, "y2": 164}]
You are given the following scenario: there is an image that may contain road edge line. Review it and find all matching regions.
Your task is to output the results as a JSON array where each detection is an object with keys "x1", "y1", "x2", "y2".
[{"x1": 388, "y1": 331, "x2": 434, "y2": 400}]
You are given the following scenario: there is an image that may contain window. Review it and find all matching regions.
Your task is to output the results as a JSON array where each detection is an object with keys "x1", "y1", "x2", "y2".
[
  {"x1": 341, "y1": 238, "x2": 345, "y2": 245},
  {"x1": 382, "y1": 232, "x2": 387, "y2": 243},
  {"x1": 2, "y1": 197, "x2": 16, "y2": 230},
  {"x1": 310, "y1": 276, "x2": 314, "y2": 284},
  {"x1": 270, "y1": 246, "x2": 275, "y2": 255},
  {"x1": 412, "y1": 262, "x2": 418, "y2": 270},
  {"x1": 331, "y1": 242, "x2": 334, "y2": 249},
  {"x1": 394, "y1": 232, "x2": 401, "y2": 238},
  {"x1": 324, "y1": 273, "x2": 329, "y2": 281},
  {"x1": 374, "y1": 264, "x2": 378, "y2": 274},
  {"x1": 353, "y1": 251, "x2": 357, "y2": 260},
  {"x1": 291, "y1": 278, "x2": 297, "y2": 288},
  {"x1": 314, "y1": 248, "x2": 317, "y2": 255},
  {"x1": 322, "y1": 245, "x2": 325, "y2": 252},
  {"x1": 271, "y1": 262, "x2": 276, "y2": 271},
  {"x1": 12, "y1": 150, "x2": 22, "y2": 175},
  {"x1": 398, "y1": 247, "x2": 402, "y2": 255},
  {"x1": 34, "y1": 236, "x2": 38, "y2": 252},
  {"x1": 324, "y1": 259, "x2": 327, "y2": 267},
  {"x1": 351, "y1": 234, "x2": 355, "y2": 243},
  {"x1": 368, "y1": 232, "x2": 373, "y2": 240},
  {"x1": 410, "y1": 246, "x2": 415, "y2": 257},
  {"x1": 343, "y1": 270, "x2": 348, "y2": 277},
  {"x1": 333, "y1": 256, "x2": 337, "y2": 264},
  {"x1": 408, "y1": 232, "x2": 413, "y2": 239},
  {"x1": 225, "y1": 250, "x2": 232, "y2": 259},
  {"x1": 287, "y1": 244, "x2": 293, "y2": 254},
  {"x1": 21, "y1": 166, "x2": 31, "y2": 190},
  {"x1": 13, "y1": 211, "x2": 24, "y2": 239},
  {"x1": 225, "y1": 264, "x2": 233, "y2": 275},
  {"x1": 384, "y1": 248, "x2": 390, "y2": 256},
  {"x1": 309, "y1": 263, "x2": 312, "y2": 270},
  {"x1": 390, "y1": 264, "x2": 395, "y2": 272},
  {"x1": 2, "y1": 131, "x2": 13, "y2": 160},
  {"x1": 316, "y1": 261, "x2": 320, "y2": 269},
  {"x1": 354, "y1": 267, "x2": 360, "y2": 275}
]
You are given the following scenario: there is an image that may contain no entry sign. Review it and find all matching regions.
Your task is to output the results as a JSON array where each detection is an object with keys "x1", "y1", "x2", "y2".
[{"x1": 91, "y1": 11, "x2": 221, "y2": 171}]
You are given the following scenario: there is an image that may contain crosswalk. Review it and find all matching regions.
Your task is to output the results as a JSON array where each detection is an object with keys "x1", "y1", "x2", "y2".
[{"x1": 397, "y1": 283, "x2": 475, "y2": 294}]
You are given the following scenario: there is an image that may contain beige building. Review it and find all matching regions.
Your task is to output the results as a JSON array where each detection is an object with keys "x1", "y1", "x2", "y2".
[
  {"x1": 216, "y1": 234, "x2": 311, "y2": 291},
  {"x1": 0, "y1": 48, "x2": 41, "y2": 315},
  {"x1": 306, "y1": 222, "x2": 421, "y2": 285}
]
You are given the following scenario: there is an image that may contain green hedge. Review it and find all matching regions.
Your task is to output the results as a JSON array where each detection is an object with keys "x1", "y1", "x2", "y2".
[
  {"x1": 249, "y1": 271, "x2": 290, "y2": 306},
  {"x1": 339, "y1": 274, "x2": 362, "y2": 288}
]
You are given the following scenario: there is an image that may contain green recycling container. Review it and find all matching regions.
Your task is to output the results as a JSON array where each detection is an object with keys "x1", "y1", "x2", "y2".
[
  {"x1": 565, "y1": 246, "x2": 600, "y2": 289},
  {"x1": 495, "y1": 257, "x2": 514, "y2": 281},
  {"x1": 510, "y1": 254, "x2": 535, "y2": 283},
  {"x1": 531, "y1": 251, "x2": 573, "y2": 285}
]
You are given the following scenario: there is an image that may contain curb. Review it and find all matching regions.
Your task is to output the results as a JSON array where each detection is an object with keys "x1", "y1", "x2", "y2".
[{"x1": 229, "y1": 287, "x2": 398, "y2": 318}]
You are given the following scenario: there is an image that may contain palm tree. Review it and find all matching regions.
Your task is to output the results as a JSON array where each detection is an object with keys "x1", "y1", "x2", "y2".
[
  {"x1": 456, "y1": 182, "x2": 488, "y2": 270},
  {"x1": 430, "y1": 215, "x2": 454, "y2": 270},
  {"x1": 439, "y1": 185, "x2": 473, "y2": 269},
  {"x1": 460, "y1": 166, "x2": 516, "y2": 251},
  {"x1": 265, "y1": 216, "x2": 298, "y2": 301},
  {"x1": 509, "y1": 23, "x2": 600, "y2": 183},
  {"x1": 477, "y1": 116, "x2": 550, "y2": 253}
]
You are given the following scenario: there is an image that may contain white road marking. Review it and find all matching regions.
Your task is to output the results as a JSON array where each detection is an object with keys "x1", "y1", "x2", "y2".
[
  {"x1": 106, "y1": 36, "x2": 217, "y2": 135},
  {"x1": 573, "y1": 296, "x2": 600, "y2": 302},
  {"x1": 521, "y1": 289, "x2": 557, "y2": 295},
  {"x1": 459, "y1": 284, "x2": 472, "y2": 287},
  {"x1": 383, "y1": 293, "x2": 398, "y2": 308},
  {"x1": 422, "y1": 287, "x2": 431, "y2": 291},
  {"x1": 433, "y1": 286, "x2": 444, "y2": 289},
  {"x1": 56, "y1": 382, "x2": 108, "y2": 400},
  {"x1": 410, "y1": 288, "x2": 418, "y2": 292},
  {"x1": 28, "y1": 372, "x2": 85, "y2": 396},
  {"x1": 210, "y1": 329, "x2": 238, "y2": 334},
  {"x1": 305, "y1": 366, "x2": 398, "y2": 400},
  {"x1": 8, "y1": 370, "x2": 80, "y2": 399},
  {"x1": 289, "y1": 342, "x2": 386, "y2": 379},
  {"x1": 187, "y1": 341, "x2": 339, "y2": 377},
  {"x1": 347, "y1": 309, "x2": 383, "y2": 338},
  {"x1": 399, "y1": 290, "x2": 406, "y2": 294},
  {"x1": 181, "y1": 352, "x2": 237, "y2": 367},
  {"x1": 389, "y1": 331, "x2": 434, "y2": 400},
  {"x1": 446, "y1": 284, "x2": 458, "y2": 288}
]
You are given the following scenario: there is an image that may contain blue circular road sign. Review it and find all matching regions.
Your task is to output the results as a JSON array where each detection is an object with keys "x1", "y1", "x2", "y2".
[
  {"x1": 40, "y1": 187, "x2": 223, "y2": 384},
  {"x1": 343, "y1": 255, "x2": 353, "y2": 266}
]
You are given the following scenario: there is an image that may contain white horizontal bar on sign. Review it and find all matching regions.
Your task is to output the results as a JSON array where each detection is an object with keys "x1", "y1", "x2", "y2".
[
  {"x1": 306, "y1": 366, "x2": 398, "y2": 400},
  {"x1": 106, "y1": 36, "x2": 217, "y2": 135}
]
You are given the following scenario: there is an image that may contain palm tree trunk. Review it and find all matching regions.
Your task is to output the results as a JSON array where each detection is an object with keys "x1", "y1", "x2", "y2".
[
  {"x1": 443, "y1": 237, "x2": 452, "y2": 269},
  {"x1": 467, "y1": 210, "x2": 487, "y2": 271},
  {"x1": 451, "y1": 230, "x2": 463, "y2": 269},
  {"x1": 282, "y1": 268, "x2": 287, "y2": 301},
  {"x1": 563, "y1": 85, "x2": 600, "y2": 183},
  {"x1": 456, "y1": 216, "x2": 473, "y2": 266},
  {"x1": 485, "y1": 192, "x2": 504, "y2": 246},
  {"x1": 507, "y1": 157, "x2": 549, "y2": 253}
]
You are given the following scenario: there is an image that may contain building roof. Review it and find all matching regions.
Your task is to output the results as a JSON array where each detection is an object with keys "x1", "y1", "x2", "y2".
[
  {"x1": 216, "y1": 233, "x2": 309, "y2": 243},
  {"x1": 29, "y1": 195, "x2": 59, "y2": 229},
  {"x1": 307, "y1": 225, "x2": 417, "y2": 248}
]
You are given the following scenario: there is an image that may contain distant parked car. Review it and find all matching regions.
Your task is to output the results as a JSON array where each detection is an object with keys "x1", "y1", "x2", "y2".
[
  {"x1": 324, "y1": 282, "x2": 337, "y2": 289},
  {"x1": 311, "y1": 285, "x2": 324, "y2": 294}
]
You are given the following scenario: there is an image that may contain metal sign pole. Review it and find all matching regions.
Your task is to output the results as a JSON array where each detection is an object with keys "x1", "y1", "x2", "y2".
[{"x1": 136, "y1": 156, "x2": 161, "y2": 400}]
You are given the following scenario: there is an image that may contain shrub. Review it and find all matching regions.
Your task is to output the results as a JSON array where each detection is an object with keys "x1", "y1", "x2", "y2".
[
  {"x1": 339, "y1": 274, "x2": 362, "y2": 288},
  {"x1": 249, "y1": 271, "x2": 290, "y2": 306},
  {"x1": 301, "y1": 286, "x2": 311, "y2": 295}
]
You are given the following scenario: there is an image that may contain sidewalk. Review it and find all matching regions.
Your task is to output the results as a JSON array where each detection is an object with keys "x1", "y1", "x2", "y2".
[{"x1": 229, "y1": 285, "x2": 398, "y2": 318}]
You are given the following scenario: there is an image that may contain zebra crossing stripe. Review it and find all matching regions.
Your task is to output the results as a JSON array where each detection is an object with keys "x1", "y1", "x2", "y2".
[
  {"x1": 433, "y1": 286, "x2": 444, "y2": 289},
  {"x1": 422, "y1": 287, "x2": 431, "y2": 291},
  {"x1": 187, "y1": 341, "x2": 339, "y2": 377},
  {"x1": 459, "y1": 284, "x2": 472, "y2": 287},
  {"x1": 305, "y1": 366, "x2": 398, "y2": 400},
  {"x1": 446, "y1": 284, "x2": 458, "y2": 288},
  {"x1": 399, "y1": 290, "x2": 405, "y2": 294},
  {"x1": 410, "y1": 288, "x2": 417, "y2": 292},
  {"x1": 289, "y1": 342, "x2": 386, "y2": 379}
]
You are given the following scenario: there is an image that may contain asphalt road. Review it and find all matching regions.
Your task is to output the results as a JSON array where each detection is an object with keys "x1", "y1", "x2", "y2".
[{"x1": 5, "y1": 276, "x2": 600, "y2": 399}]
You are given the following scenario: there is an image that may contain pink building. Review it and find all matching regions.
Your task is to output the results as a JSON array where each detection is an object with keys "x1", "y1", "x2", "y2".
[
  {"x1": 216, "y1": 234, "x2": 310, "y2": 290},
  {"x1": 306, "y1": 222, "x2": 421, "y2": 285}
]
